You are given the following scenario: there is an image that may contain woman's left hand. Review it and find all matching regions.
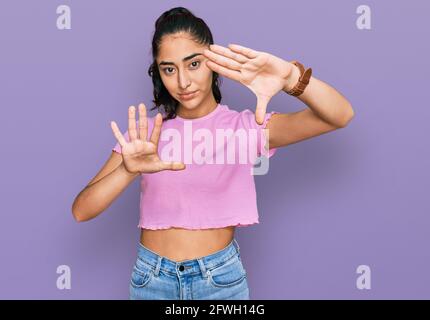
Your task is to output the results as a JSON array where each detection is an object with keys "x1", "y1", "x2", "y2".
[{"x1": 203, "y1": 43, "x2": 295, "y2": 124}]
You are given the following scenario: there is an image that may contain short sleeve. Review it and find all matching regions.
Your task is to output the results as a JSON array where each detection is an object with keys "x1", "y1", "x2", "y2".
[{"x1": 239, "y1": 109, "x2": 280, "y2": 158}]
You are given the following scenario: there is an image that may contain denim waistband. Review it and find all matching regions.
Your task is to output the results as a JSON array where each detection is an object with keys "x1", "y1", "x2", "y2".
[{"x1": 135, "y1": 238, "x2": 241, "y2": 278}]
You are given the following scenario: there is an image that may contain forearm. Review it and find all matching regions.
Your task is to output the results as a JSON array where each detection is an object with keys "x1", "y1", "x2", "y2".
[
  {"x1": 283, "y1": 64, "x2": 354, "y2": 127},
  {"x1": 72, "y1": 162, "x2": 139, "y2": 222}
]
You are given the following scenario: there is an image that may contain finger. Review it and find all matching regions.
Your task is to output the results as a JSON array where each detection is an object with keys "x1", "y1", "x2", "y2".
[
  {"x1": 228, "y1": 43, "x2": 259, "y2": 59},
  {"x1": 206, "y1": 44, "x2": 248, "y2": 64},
  {"x1": 203, "y1": 46, "x2": 243, "y2": 71},
  {"x1": 110, "y1": 121, "x2": 127, "y2": 147},
  {"x1": 138, "y1": 103, "x2": 148, "y2": 141},
  {"x1": 255, "y1": 96, "x2": 269, "y2": 125},
  {"x1": 160, "y1": 161, "x2": 186, "y2": 171},
  {"x1": 205, "y1": 60, "x2": 241, "y2": 82},
  {"x1": 128, "y1": 106, "x2": 138, "y2": 141},
  {"x1": 150, "y1": 113, "x2": 163, "y2": 146}
]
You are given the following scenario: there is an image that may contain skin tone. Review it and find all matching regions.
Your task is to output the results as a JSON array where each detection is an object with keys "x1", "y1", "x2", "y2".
[
  {"x1": 157, "y1": 32, "x2": 218, "y2": 120},
  {"x1": 204, "y1": 43, "x2": 293, "y2": 125},
  {"x1": 110, "y1": 105, "x2": 186, "y2": 174}
]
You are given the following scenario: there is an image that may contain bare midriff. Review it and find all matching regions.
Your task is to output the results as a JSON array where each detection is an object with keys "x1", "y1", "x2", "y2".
[{"x1": 139, "y1": 226, "x2": 236, "y2": 262}]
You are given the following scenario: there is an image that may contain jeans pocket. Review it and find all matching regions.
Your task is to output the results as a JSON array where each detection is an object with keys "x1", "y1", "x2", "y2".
[
  {"x1": 207, "y1": 254, "x2": 247, "y2": 288},
  {"x1": 130, "y1": 259, "x2": 154, "y2": 288}
]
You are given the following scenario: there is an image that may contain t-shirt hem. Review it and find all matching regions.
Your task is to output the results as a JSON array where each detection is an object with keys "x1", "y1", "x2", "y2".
[{"x1": 137, "y1": 220, "x2": 260, "y2": 230}]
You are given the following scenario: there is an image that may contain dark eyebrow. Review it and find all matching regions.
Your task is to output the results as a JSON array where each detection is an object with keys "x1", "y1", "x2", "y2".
[{"x1": 158, "y1": 53, "x2": 202, "y2": 66}]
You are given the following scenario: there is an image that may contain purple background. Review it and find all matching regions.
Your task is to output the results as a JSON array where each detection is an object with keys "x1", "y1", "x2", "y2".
[{"x1": 1, "y1": 0, "x2": 429, "y2": 299}]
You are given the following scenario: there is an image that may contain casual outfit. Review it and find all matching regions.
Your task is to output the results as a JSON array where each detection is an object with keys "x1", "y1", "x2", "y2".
[{"x1": 112, "y1": 103, "x2": 279, "y2": 299}]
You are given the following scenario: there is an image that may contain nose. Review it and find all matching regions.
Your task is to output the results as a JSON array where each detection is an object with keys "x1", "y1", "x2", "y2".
[{"x1": 178, "y1": 69, "x2": 191, "y2": 90}]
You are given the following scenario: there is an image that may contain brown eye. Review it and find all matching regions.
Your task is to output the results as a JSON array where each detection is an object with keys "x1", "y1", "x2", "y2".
[
  {"x1": 163, "y1": 67, "x2": 175, "y2": 75},
  {"x1": 190, "y1": 61, "x2": 200, "y2": 69}
]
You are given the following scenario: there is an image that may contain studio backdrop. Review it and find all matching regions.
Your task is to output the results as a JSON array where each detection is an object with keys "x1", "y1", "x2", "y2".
[{"x1": 0, "y1": 0, "x2": 428, "y2": 299}]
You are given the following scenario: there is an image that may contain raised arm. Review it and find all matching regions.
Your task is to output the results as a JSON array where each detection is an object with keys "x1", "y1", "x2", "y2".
[
  {"x1": 267, "y1": 68, "x2": 354, "y2": 149},
  {"x1": 71, "y1": 103, "x2": 186, "y2": 222}
]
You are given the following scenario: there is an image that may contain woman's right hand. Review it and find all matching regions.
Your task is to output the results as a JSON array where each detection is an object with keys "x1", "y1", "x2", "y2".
[{"x1": 110, "y1": 103, "x2": 186, "y2": 174}]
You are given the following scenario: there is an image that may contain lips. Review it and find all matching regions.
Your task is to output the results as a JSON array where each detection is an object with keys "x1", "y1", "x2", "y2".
[{"x1": 179, "y1": 90, "x2": 199, "y2": 100}]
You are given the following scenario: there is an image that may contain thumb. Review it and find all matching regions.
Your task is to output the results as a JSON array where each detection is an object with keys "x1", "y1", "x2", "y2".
[
  {"x1": 255, "y1": 95, "x2": 270, "y2": 125},
  {"x1": 160, "y1": 161, "x2": 186, "y2": 171}
]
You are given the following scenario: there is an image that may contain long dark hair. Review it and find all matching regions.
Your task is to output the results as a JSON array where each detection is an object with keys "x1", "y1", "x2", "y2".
[{"x1": 148, "y1": 7, "x2": 222, "y2": 121}]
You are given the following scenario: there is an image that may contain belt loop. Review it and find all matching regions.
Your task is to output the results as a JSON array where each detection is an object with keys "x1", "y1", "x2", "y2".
[
  {"x1": 154, "y1": 256, "x2": 162, "y2": 277},
  {"x1": 197, "y1": 258, "x2": 209, "y2": 279},
  {"x1": 233, "y1": 238, "x2": 240, "y2": 255}
]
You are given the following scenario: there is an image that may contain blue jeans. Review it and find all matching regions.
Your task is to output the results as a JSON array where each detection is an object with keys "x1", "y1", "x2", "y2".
[{"x1": 129, "y1": 238, "x2": 250, "y2": 300}]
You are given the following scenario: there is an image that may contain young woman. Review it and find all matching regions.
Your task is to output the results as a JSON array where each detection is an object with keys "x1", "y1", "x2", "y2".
[{"x1": 72, "y1": 7, "x2": 354, "y2": 300}]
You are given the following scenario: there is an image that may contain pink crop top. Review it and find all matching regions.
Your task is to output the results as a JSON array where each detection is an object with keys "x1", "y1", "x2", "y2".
[{"x1": 112, "y1": 103, "x2": 279, "y2": 230}]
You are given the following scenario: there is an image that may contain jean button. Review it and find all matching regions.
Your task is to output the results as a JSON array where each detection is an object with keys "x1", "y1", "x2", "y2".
[{"x1": 179, "y1": 265, "x2": 184, "y2": 271}]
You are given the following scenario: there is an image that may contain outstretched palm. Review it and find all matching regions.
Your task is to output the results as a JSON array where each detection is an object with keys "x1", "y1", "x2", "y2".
[
  {"x1": 111, "y1": 103, "x2": 186, "y2": 174},
  {"x1": 203, "y1": 43, "x2": 294, "y2": 124}
]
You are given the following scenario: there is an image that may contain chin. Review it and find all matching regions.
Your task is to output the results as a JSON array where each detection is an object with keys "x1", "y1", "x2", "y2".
[{"x1": 180, "y1": 98, "x2": 201, "y2": 109}]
